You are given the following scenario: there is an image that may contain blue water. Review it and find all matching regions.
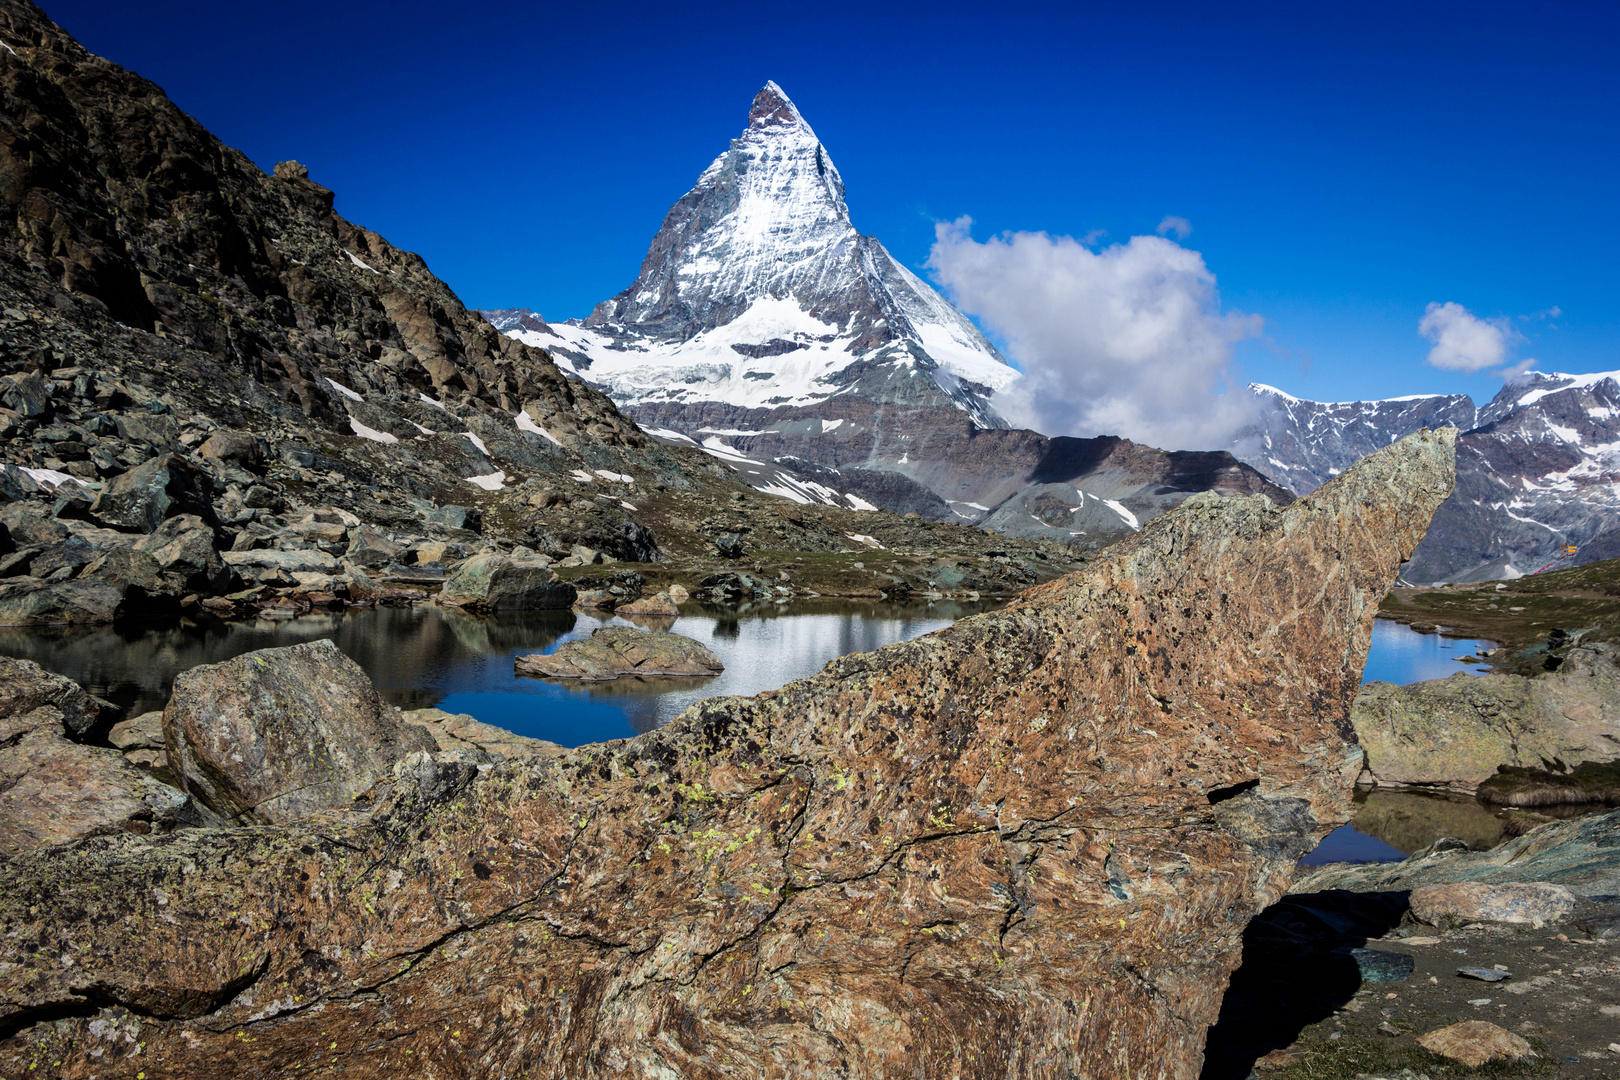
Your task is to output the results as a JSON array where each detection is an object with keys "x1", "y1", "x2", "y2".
[
  {"x1": 433, "y1": 601, "x2": 988, "y2": 745},
  {"x1": 1297, "y1": 619, "x2": 1500, "y2": 866},
  {"x1": 1360, "y1": 619, "x2": 1495, "y2": 685}
]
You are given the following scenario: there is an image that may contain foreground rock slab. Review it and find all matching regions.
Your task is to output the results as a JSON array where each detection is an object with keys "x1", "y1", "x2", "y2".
[
  {"x1": 163, "y1": 639, "x2": 436, "y2": 823},
  {"x1": 0, "y1": 431, "x2": 1455, "y2": 1079},
  {"x1": 1415, "y1": 1020, "x2": 1534, "y2": 1066},
  {"x1": 515, "y1": 625, "x2": 723, "y2": 681},
  {"x1": 1409, "y1": 881, "x2": 1576, "y2": 927}
]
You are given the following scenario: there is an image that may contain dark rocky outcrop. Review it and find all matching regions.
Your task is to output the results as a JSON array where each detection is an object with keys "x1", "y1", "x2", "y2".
[
  {"x1": 0, "y1": 429, "x2": 1454, "y2": 1078},
  {"x1": 436, "y1": 553, "x2": 576, "y2": 612},
  {"x1": 162, "y1": 640, "x2": 436, "y2": 824},
  {"x1": 515, "y1": 626, "x2": 723, "y2": 681}
]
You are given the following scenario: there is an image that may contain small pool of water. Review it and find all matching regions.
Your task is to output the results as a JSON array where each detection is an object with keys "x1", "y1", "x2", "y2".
[
  {"x1": 0, "y1": 599, "x2": 997, "y2": 747},
  {"x1": 1360, "y1": 618, "x2": 1495, "y2": 685}
]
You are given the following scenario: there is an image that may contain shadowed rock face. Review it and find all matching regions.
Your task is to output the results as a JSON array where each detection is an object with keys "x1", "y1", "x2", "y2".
[{"x1": 0, "y1": 430, "x2": 1455, "y2": 1078}]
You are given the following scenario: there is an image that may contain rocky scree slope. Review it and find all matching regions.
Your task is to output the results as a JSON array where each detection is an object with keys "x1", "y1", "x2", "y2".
[
  {"x1": 486, "y1": 83, "x2": 1285, "y2": 541},
  {"x1": 0, "y1": 0, "x2": 1072, "y2": 620},
  {"x1": 1235, "y1": 372, "x2": 1620, "y2": 583},
  {"x1": 0, "y1": 429, "x2": 1455, "y2": 1078}
]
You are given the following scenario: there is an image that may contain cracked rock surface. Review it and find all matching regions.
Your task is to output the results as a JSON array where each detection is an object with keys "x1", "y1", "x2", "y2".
[{"x1": 0, "y1": 429, "x2": 1454, "y2": 1078}]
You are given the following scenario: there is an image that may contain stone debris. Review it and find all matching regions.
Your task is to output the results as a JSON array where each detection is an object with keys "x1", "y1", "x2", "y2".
[
  {"x1": 1457, "y1": 966, "x2": 1511, "y2": 982},
  {"x1": 1415, "y1": 1020, "x2": 1535, "y2": 1066}
]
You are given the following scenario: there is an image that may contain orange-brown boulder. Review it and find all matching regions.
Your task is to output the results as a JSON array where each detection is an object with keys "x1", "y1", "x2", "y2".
[{"x1": 0, "y1": 430, "x2": 1456, "y2": 1079}]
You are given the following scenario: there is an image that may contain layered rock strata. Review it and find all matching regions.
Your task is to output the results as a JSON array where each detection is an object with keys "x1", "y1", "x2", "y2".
[{"x1": 0, "y1": 429, "x2": 1453, "y2": 1077}]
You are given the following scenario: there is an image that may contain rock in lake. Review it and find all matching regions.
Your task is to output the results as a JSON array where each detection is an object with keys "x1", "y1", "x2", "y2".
[
  {"x1": 1353, "y1": 642, "x2": 1620, "y2": 794},
  {"x1": 162, "y1": 640, "x2": 437, "y2": 824},
  {"x1": 614, "y1": 589, "x2": 681, "y2": 617},
  {"x1": 436, "y1": 552, "x2": 576, "y2": 611},
  {"x1": 516, "y1": 626, "x2": 723, "y2": 681},
  {"x1": 0, "y1": 430, "x2": 1456, "y2": 1078}
]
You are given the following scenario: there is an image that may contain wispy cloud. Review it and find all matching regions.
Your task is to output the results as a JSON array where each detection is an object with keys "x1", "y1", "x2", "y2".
[
  {"x1": 927, "y1": 216, "x2": 1262, "y2": 451},
  {"x1": 1418, "y1": 301, "x2": 1520, "y2": 372},
  {"x1": 1155, "y1": 215, "x2": 1192, "y2": 240}
]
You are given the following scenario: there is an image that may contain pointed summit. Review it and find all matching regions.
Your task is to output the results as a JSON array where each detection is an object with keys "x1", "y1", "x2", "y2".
[{"x1": 749, "y1": 80, "x2": 807, "y2": 130}]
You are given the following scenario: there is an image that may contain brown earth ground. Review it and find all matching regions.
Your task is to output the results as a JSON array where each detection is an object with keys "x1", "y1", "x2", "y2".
[{"x1": 1207, "y1": 907, "x2": 1619, "y2": 1080}]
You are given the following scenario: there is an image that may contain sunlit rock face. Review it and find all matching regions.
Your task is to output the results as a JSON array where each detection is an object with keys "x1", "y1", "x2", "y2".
[{"x1": 0, "y1": 429, "x2": 1455, "y2": 1079}]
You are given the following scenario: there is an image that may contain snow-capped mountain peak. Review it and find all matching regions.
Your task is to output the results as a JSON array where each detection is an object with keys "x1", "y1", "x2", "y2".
[{"x1": 492, "y1": 81, "x2": 1016, "y2": 436}]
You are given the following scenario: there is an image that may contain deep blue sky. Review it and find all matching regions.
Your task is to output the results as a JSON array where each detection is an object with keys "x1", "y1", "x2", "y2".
[{"x1": 41, "y1": 0, "x2": 1618, "y2": 405}]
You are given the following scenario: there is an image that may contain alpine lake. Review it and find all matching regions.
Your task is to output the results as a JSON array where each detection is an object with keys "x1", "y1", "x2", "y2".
[{"x1": 0, "y1": 599, "x2": 1568, "y2": 867}]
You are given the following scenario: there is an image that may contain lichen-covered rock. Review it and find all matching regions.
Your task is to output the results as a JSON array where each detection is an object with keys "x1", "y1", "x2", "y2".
[
  {"x1": 0, "y1": 430, "x2": 1455, "y2": 1079},
  {"x1": 516, "y1": 626, "x2": 723, "y2": 681},
  {"x1": 436, "y1": 552, "x2": 576, "y2": 611},
  {"x1": 0, "y1": 662, "x2": 213, "y2": 853},
  {"x1": 1408, "y1": 881, "x2": 1575, "y2": 926},
  {"x1": 0, "y1": 655, "x2": 114, "y2": 739},
  {"x1": 0, "y1": 719, "x2": 219, "y2": 854},
  {"x1": 402, "y1": 707, "x2": 566, "y2": 762},
  {"x1": 162, "y1": 639, "x2": 436, "y2": 824},
  {"x1": 1353, "y1": 643, "x2": 1620, "y2": 793}
]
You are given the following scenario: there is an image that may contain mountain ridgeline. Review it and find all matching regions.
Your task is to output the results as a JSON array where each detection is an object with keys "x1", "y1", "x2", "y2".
[
  {"x1": 485, "y1": 83, "x2": 1290, "y2": 547},
  {"x1": 1234, "y1": 373, "x2": 1620, "y2": 583}
]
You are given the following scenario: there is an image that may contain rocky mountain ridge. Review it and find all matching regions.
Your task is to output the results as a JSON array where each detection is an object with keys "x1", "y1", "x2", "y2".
[
  {"x1": 0, "y1": 0, "x2": 1085, "y2": 625},
  {"x1": 484, "y1": 84, "x2": 1287, "y2": 543},
  {"x1": 1233, "y1": 372, "x2": 1620, "y2": 583}
]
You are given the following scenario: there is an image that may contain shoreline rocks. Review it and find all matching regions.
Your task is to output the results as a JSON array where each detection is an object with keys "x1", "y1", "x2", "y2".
[
  {"x1": 515, "y1": 625, "x2": 723, "y2": 681},
  {"x1": 0, "y1": 429, "x2": 1457, "y2": 1078},
  {"x1": 1353, "y1": 641, "x2": 1620, "y2": 795},
  {"x1": 162, "y1": 640, "x2": 436, "y2": 824}
]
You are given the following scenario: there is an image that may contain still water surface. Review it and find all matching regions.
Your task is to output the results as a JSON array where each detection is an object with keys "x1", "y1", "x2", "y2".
[
  {"x1": 0, "y1": 600, "x2": 996, "y2": 745},
  {"x1": 0, "y1": 605, "x2": 1520, "y2": 865}
]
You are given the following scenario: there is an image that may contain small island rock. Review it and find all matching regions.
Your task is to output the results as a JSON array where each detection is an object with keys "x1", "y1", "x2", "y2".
[{"x1": 516, "y1": 626, "x2": 723, "y2": 681}]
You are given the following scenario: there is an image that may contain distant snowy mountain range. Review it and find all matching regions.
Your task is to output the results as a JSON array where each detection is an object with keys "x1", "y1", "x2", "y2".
[
  {"x1": 484, "y1": 82, "x2": 1284, "y2": 546},
  {"x1": 1234, "y1": 371, "x2": 1620, "y2": 582},
  {"x1": 483, "y1": 82, "x2": 1619, "y2": 583}
]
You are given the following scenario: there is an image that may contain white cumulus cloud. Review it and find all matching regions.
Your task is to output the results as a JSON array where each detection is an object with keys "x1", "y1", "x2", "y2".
[
  {"x1": 926, "y1": 217, "x2": 1262, "y2": 450},
  {"x1": 1418, "y1": 301, "x2": 1519, "y2": 372}
]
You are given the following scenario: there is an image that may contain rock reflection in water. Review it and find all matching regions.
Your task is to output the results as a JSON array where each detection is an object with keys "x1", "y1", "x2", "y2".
[
  {"x1": 1349, "y1": 788, "x2": 1507, "y2": 853},
  {"x1": 0, "y1": 606, "x2": 577, "y2": 719},
  {"x1": 0, "y1": 599, "x2": 995, "y2": 749}
]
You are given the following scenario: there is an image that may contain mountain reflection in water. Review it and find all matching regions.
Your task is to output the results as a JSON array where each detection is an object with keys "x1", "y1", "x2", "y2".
[{"x1": 0, "y1": 599, "x2": 996, "y2": 747}]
